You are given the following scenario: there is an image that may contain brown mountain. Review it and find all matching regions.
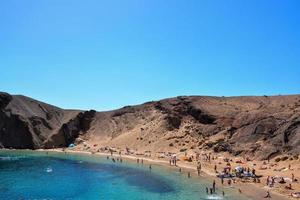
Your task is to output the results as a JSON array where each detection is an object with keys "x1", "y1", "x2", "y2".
[{"x1": 0, "y1": 92, "x2": 299, "y2": 160}]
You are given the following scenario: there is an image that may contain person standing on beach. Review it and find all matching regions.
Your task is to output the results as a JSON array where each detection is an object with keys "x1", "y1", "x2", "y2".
[
  {"x1": 212, "y1": 180, "x2": 216, "y2": 193},
  {"x1": 292, "y1": 173, "x2": 296, "y2": 182},
  {"x1": 252, "y1": 168, "x2": 256, "y2": 176},
  {"x1": 227, "y1": 179, "x2": 231, "y2": 186},
  {"x1": 197, "y1": 163, "x2": 201, "y2": 176},
  {"x1": 174, "y1": 156, "x2": 177, "y2": 166},
  {"x1": 264, "y1": 191, "x2": 271, "y2": 198}
]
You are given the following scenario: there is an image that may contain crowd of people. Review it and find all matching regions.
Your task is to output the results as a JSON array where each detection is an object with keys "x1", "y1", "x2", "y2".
[{"x1": 66, "y1": 144, "x2": 299, "y2": 199}]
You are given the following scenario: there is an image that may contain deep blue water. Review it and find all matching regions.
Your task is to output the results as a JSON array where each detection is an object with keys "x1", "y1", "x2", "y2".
[{"x1": 0, "y1": 150, "x2": 249, "y2": 200}]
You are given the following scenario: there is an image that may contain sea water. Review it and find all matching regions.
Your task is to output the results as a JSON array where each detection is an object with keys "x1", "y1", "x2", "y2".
[{"x1": 0, "y1": 150, "x2": 250, "y2": 200}]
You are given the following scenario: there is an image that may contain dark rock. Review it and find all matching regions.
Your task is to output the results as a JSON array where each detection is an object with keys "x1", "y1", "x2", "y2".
[
  {"x1": 187, "y1": 106, "x2": 216, "y2": 124},
  {"x1": 165, "y1": 114, "x2": 182, "y2": 130},
  {"x1": 0, "y1": 92, "x2": 12, "y2": 109},
  {"x1": 45, "y1": 110, "x2": 96, "y2": 147}
]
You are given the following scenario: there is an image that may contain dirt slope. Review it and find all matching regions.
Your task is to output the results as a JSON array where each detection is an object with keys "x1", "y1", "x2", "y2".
[{"x1": 0, "y1": 92, "x2": 299, "y2": 160}]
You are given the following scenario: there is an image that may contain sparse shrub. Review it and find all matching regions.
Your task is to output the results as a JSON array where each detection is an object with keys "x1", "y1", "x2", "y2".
[
  {"x1": 281, "y1": 156, "x2": 289, "y2": 161},
  {"x1": 275, "y1": 157, "x2": 281, "y2": 162}
]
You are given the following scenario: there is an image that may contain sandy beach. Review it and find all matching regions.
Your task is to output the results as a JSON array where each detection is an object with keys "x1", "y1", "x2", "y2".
[{"x1": 36, "y1": 145, "x2": 299, "y2": 200}]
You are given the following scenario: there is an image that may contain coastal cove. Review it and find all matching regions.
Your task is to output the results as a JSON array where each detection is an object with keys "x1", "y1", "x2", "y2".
[
  {"x1": 1, "y1": 1, "x2": 299, "y2": 199},
  {"x1": 0, "y1": 149, "x2": 248, "y2": 200},
  {"x1": 0, "y1": 149, "x2": 286, "y2": 200}
]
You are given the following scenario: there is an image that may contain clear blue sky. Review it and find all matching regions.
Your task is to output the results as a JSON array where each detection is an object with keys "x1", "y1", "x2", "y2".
[{"x1": 0, "y1": 0, "x2": 299, "y2": 111}]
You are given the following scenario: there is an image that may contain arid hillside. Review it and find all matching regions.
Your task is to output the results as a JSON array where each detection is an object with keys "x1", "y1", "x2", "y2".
[{"x1": 0, "y1": 92, "x2": 299, "y2": 160}]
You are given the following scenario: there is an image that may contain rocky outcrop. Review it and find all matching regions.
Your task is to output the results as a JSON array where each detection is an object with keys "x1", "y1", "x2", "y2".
[
  {"x1": 44, "y1": 110, "x2": 96, "y2": 148},
  {"x1": 0, "y1": 92, "x2": 81, "y2": 149},
  {"x1": 0, "y1": 93, "x2": 34, "y2": 149}
]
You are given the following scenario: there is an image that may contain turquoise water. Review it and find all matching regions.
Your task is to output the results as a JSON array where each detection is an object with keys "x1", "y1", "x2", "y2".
[{"x1": 0, "y1": 150, "x2": 250, "y2": 200}]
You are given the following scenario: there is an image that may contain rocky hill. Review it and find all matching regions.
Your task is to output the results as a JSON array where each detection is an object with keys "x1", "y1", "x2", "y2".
[
  {"x1": 0, "y1": 92, "x2": 95, "y2": 149},
  {"x1": 0, "y1": 92, "x2": 299, "y2": 160}
]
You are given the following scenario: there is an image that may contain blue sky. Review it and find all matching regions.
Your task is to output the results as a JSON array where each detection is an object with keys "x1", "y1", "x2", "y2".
[{"x1": 0, "y1": 0, "x2": 299, "y2": 111}]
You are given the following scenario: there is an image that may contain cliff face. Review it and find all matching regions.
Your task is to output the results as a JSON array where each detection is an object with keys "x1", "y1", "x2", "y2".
[
  {"x1": 0, "y1": 92, "x2": 299, "y2": 160},
  {"x1": 0, "y1": 92, "x2": 94, "y2": 149}
]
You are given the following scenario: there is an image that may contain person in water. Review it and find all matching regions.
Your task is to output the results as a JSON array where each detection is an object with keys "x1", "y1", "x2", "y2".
[
  {"x1": 188, "y1": 172, "x2": 191, "y2": 178},
  {"x1": 205, "y1": 187, "x2": 209, "y2": 194},
  {"x1": 149, "y1": 164, "x2": 152, "y2": 170}
]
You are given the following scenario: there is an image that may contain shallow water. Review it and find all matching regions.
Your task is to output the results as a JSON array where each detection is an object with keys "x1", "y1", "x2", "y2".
[{"x1": 0, "y1": 150, "x2": 250, "y2": 200}]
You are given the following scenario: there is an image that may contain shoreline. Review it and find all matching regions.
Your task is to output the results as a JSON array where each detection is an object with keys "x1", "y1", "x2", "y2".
[{"x1": 32, "y1": 148, "x2": 290, "y2": 200}]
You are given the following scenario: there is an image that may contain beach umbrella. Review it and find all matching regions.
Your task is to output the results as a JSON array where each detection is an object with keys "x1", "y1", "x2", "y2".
[
  {"x1": 235, "y1": 166, "x2": 243, "y2": 172},
  {"x1": 68, "y1": 143, "x2": 75, "y2": 148}
]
